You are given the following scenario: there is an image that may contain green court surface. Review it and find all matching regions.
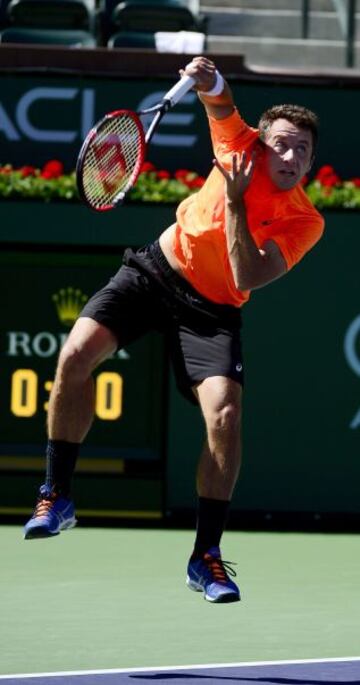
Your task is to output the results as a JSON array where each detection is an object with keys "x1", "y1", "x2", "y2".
[{"x1": 0, "y1": 525, "x2": 359, "y2": 676}]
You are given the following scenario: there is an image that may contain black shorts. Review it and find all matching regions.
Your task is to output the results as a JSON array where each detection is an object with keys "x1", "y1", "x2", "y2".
[{"x1": 80, "y1": 241, "x2": 244, "y2": 404}]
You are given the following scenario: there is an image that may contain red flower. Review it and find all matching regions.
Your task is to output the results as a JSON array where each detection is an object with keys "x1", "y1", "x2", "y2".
[
  {"x1": 175, "y1": 169, "x2": 192, "y2": 180},
  {"x1": 140, "y1": 161, "x2": 156, "y2": 173},
  {"x1": 20, "y1": 165, "x2": 37, "y2": 177},
  {"x1": 316, "y1": 164, "x2": 335, "y2": 177},
  {"x1": 156, "y1": 170, "x2": 171, "y2": 179},
  {"x1": 40, "y1": 160, "x2": 64, "y2": 179},
  {"x1": 350, "y1": 177, "x2": 360, "y2": 187},
  {"x1": 186, "y1": 176, "x2": 206, "y2": 189},
  {"x1": 321, "y1": 174, "x2": 340, "y2": 187},
  {"x1": 315, "y1": 164, "x2": 340, "y2": 185}
]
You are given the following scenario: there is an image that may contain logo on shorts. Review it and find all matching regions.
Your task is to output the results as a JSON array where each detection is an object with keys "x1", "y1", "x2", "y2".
[
  {"x1": 235, "y1": 363, "x2": 243, "y2": 373},
  {"x1": 52, "y1": 287, "x2": 88, "y2": 327}
]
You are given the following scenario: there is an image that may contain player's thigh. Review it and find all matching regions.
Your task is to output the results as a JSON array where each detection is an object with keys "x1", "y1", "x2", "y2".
[
  {"x1": 168, "y1": 319, "x2": 244, "y2": 404},
  {"x1": 79, "y1": 264, "x2": 162, "y2": 349}
]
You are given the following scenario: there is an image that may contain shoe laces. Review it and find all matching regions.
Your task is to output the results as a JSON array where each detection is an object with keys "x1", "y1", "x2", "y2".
[
  {"x1": 33, "y1": 487, "x2": 57, "y2": 518},
  {"x1": 203, "y1": 552, "x2": 237, "y2": 584}
]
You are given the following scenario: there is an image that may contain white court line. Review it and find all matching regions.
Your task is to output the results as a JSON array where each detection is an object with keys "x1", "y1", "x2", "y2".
[{"x1": 0, "y1": 656, "x2": 360, "y2": 680}]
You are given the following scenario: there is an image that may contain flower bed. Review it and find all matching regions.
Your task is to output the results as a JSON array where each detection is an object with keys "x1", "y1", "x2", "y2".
[
  {"x1": 0, "y1": 160, "x2": 206, "y2": 204},
  {"x1": 1, "y1": 160, "x2": 360, "y2": 209},
  {"x1": 304, "y1": 165, "x2": 360, "y2": 209}
]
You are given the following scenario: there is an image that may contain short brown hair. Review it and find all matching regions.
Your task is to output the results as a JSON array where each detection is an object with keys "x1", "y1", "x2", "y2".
[{"x1": 258, "y1": 104, "x2": 319, "y2": 154}]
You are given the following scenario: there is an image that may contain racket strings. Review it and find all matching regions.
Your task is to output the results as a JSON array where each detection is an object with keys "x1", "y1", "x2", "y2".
[{"x1": 82, "y1": 114, "x2": 143, "y2": 210}]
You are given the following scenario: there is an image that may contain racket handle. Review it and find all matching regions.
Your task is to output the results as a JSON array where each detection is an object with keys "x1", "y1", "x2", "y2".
[{"x1": 163, "y1": 74, "x2": 196, "y2": 107}]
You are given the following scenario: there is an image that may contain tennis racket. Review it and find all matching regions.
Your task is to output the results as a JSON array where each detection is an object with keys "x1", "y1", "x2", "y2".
[{"x1": 76, "y1": 74, "x2": 195, "y2": 212}]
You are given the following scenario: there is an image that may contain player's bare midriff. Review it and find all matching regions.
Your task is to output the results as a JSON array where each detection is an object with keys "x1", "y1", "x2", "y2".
[{"x1": 159, "y1": 224, "x2": 185, "y2": 276}]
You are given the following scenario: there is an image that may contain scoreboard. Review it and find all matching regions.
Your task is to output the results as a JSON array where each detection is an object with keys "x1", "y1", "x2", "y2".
[{"x1": 0, "y1": 248, "x2": 166, "y2": 519}]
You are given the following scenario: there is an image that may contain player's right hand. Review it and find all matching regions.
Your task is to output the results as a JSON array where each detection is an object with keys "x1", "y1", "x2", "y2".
[{"x1": 180, "y1": 56, "x2": 217, "y2": 93}]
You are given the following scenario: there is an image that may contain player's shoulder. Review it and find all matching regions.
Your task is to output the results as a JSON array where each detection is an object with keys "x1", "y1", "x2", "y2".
[
  {"x1": 291, "y1": 184, "x2": 325, "y2": 230},
  {"x1": 208, "y1": 107, "x2": 258, "y2": 144}
]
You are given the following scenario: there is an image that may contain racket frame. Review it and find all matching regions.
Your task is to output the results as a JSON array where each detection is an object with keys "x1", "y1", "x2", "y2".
[
  {"x1": 76, "y1": 108, "x2": 146, "y2": 211},
  {"x1": 77, "y1": 74, "x2": 195, "y2": 212}
]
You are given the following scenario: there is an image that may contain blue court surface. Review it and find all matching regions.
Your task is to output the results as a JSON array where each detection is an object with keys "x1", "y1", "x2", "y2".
[{"x1": 1, "y1": 658, "x2": 359, "y2": 685}]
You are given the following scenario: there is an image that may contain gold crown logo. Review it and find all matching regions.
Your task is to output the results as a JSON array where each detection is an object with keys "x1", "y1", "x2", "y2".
[{"x1": 52, "y1": 287, "x2": 88, "y2": 327}]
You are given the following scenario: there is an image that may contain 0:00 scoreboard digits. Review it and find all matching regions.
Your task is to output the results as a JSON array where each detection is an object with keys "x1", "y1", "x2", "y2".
[{"x1": 10, "y1": 369, "x2": 123, "y2": 420}]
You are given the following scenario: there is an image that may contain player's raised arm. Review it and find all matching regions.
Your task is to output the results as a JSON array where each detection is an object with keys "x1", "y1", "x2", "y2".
[
  {"x1": 214, "y1": 152, "x2": 288, "y2": 291},
  {"x1": 181, "y1": 56, "x2": 235, "y2": 120}
]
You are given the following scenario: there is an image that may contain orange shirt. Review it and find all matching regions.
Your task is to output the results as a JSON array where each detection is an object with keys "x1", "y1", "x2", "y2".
[{"x1": 173, "y1": 108, "x2": 324, "y2": 307}]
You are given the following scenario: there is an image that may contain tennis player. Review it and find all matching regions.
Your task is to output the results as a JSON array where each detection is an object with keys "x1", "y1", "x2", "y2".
[{"x1": 24, "y1": 56, "x2": 324, "y2": 604}]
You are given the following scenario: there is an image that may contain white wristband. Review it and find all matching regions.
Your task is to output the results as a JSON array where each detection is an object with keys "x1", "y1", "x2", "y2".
[{"x1": 199, "y1": 70, "x2": 224, "y2": 97}]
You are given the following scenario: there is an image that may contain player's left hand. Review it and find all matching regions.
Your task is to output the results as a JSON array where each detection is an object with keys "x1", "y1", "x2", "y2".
[{"x1": 214, "y1": 151, "x2": 256, "y2": 203}]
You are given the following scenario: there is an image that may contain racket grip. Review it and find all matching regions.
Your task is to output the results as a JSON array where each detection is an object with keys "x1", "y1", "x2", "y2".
[{"x1": 163, "y1": 74, "x2": 196, "y2": 106}]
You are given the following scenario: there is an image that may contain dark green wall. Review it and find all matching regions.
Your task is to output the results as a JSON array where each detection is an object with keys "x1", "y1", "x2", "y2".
[{"x1": 1, "y1": 200, "x2": 172, "y2": 247}]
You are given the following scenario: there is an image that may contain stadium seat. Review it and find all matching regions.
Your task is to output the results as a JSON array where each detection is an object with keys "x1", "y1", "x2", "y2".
[
  {"x1": 99, "y1": 0, "x2": 205, "y2": 43},
  {"x1": 6, "y1": 0, "x2": 96, "y2": 31},
  {"x1": 0, "y1": 0, "x2": 12, "y2": 28},
  {"x1": 0, "y1": 26, "x2": 96, "y2": 45},
  {"x1": 107, "y1": 30, "x2": 156, "y2": 48},
  {"x1": 101, "y1": 0, "x2": 206, "y2": 47},
  {"x1": 112, "y1": 0, "x2": 203, "y2": 31}
]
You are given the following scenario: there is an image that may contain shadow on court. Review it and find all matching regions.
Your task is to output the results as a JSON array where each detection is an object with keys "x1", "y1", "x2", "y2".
[
  {"x1": 1, "y1": 659, "x2": 360, "y2": 685},
  {"x1": 130, "y1": 677, "x2": 360, "y2": 684}
]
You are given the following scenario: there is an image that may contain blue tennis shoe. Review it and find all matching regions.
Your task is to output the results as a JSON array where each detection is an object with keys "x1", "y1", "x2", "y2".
[
  {"x1": 186, "y1": 546, "x2": 240, "y2": 603},
  {"x1": 24, "y1": 484, "x2": 77, "y2": 540}
]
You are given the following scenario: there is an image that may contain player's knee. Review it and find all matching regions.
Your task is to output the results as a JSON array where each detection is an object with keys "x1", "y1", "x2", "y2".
[
  {"x1": 207, "y1": 401, "x2": 241, "y2": 436},
  {"x1": 57, "y1": 338, "x2": 94, "y2": 380}
]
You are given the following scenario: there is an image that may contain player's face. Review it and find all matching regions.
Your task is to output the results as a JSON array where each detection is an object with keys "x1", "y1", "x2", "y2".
[{"x1": 263, "y1": 118, "x2": 313, "y2": 190}]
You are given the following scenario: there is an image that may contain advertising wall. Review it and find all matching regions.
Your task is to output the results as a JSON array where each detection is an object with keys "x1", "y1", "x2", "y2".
[{"x1": 1, "y1": 64, "x2": 360, "y2": 179}]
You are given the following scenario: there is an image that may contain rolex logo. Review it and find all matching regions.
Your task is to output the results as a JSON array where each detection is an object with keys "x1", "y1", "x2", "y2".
[{"x1": 52, "y1": 287, "x2": 88, "y2": 327}]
